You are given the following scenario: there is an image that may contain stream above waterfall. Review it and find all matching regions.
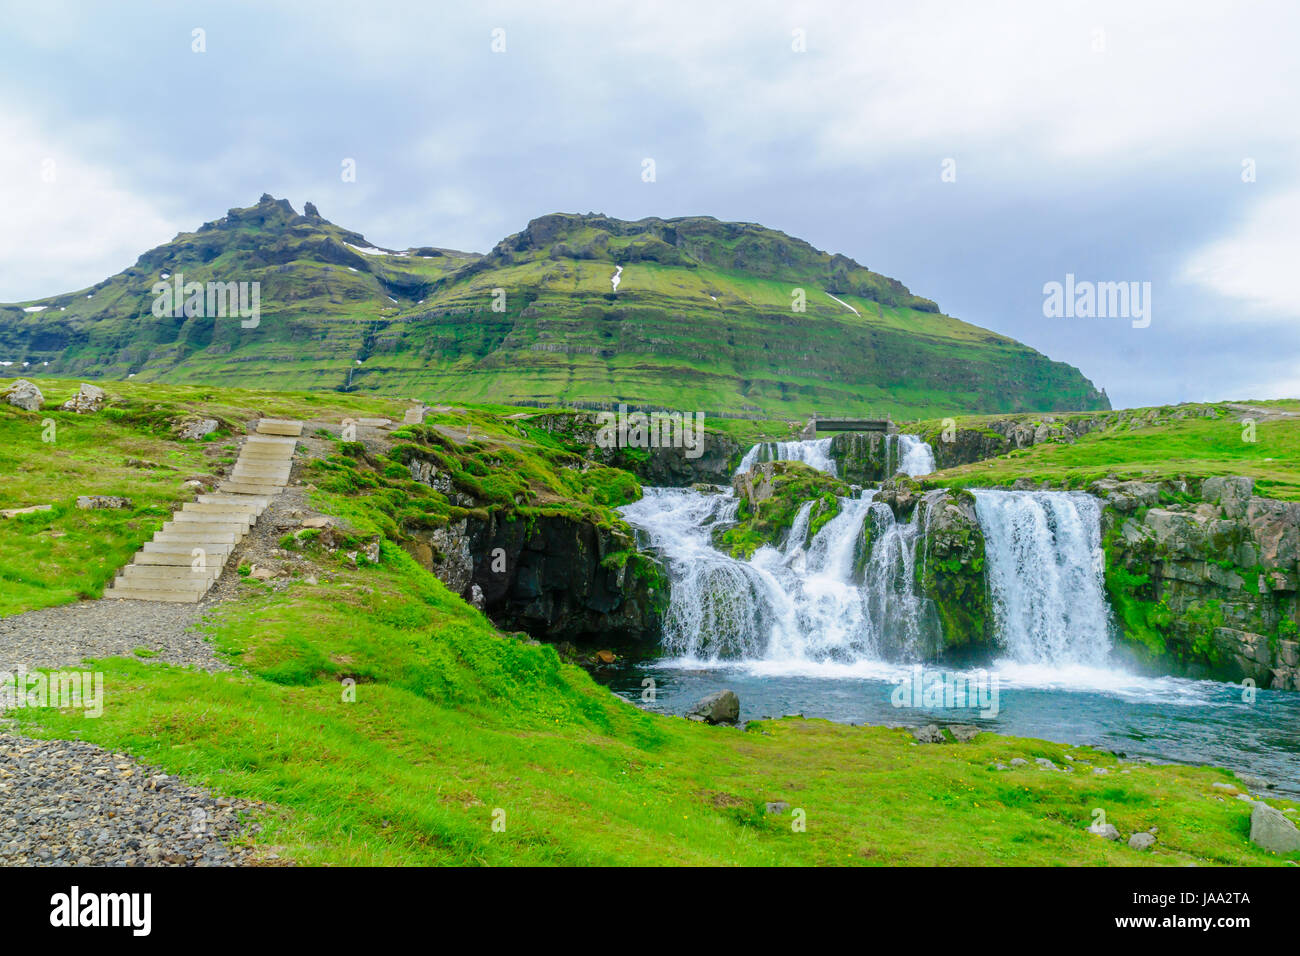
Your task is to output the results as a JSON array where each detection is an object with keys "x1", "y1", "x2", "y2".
[{"x1": 614, "y1": 437, "x2": 1300, "y2": 792}]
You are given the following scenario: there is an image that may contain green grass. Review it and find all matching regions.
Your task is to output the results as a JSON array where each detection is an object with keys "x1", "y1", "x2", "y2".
[
  {"x1": 13, "y1": 546, "x2": 1297, "y2": 866},
  {"x1": 924, "y1": 402, "x2": 1300, "y2": 499}
]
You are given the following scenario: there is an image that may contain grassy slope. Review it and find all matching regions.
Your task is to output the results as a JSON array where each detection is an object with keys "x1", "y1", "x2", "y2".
[
  {"x1": 2, "y1": 378, "x2": 1295, "y2": 865},
  {"x1": 919, "y1": 402, "x2": 1300, "y2": 500}
]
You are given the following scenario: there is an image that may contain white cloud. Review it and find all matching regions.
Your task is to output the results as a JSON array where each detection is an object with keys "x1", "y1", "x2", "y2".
[
  {"x1": 0, "y1": 108, "x2": 179, "y2": 301},
  {"x1": 1181, "y1": 188, "x2": 1300, "y2": 317}
]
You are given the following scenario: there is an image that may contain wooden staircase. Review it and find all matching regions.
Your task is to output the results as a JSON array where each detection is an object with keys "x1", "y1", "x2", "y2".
[{"x1": 104, "y1": 419, "x2": 304, "y2": 603}]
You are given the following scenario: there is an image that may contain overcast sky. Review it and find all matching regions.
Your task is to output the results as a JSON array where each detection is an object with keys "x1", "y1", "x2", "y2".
[{"x1": 1, "y1": 0, "x2": 1297, "y2": 409}]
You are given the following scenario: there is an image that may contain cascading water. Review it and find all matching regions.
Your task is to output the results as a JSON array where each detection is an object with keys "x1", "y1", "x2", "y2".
[
  {"x1": 621, "y1": 487, "x2": 941, "y2": 666},
  {"x1": 893, "y1": 434, "x2": 935, "y2": 477},
  {"x1": 734, "y1": 438, "x2": 836, "y2": 476},
  {"x1": 972, "y1": 489, "x2": 1113, "y2": 668}
]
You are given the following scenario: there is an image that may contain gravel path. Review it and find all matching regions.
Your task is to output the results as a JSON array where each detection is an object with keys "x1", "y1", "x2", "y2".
[
  {"x1": 0, "y1": 600, "x2": 217, "y2": 671},
  {"x1": 0, "y1": 733, "x2": 268, "y2": 866}
]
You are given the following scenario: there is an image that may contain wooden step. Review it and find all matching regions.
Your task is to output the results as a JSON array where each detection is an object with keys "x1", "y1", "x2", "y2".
[
  {"x1": 256, "y1": 419, "x2": 304, "y2": 437},
  {"x1": 239, "y1": 445, "x2": 295, "y2": 461},
  {"x1": 123, "y1": 564, "x2": 220, "y2": 582},
  {"x1": 244, "y1": 434, "x2": 297, "y2": 447},
  {"x1": 133, "y1": 549, "x2": 230, "y2": 566},
  {"x1": 232, "y1": 462, "x2": 292, "y2": 479},
  {"x1": 163, "y1": 519, "x2": 251, "y2": 536},
  {"x1": 104, "y1": 585, "x2": 203, "y2": 603},
  {"x1": 152, "y1": 530, "x2": 240, "y2": 546},
  {"x1": 181, "y1": 502, "x2": 262, "y2": 522},
  {"x1": 218, "y1": 481, "x2": 286, "y2": 495},
  {"x1": 198, "y1": 494, "x2": 272, "y2": 508},
  {"x1": 113, "y1": 573, "x2": 212, "y2": 593}
]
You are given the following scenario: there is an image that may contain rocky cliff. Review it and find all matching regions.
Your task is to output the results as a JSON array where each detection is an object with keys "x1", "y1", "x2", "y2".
[{"x1": 1101, "y1": 475, "x2": 1300, "y2": 689}]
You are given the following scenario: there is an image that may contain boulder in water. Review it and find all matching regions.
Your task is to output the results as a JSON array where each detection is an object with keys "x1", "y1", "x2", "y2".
[
  {"x1": 686, "y1": 689, "x2": 740, "y2": 725},
  {"x1": 1249, "y1": 803, "x2": 1300, "y2": 854},
  {"x1": 2, "y1": 379, "x2": 43, "y2": 411}
]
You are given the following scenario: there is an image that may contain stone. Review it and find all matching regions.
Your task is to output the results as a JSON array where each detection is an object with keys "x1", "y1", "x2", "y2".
[
  {"x1": 1035, "y1": 757, "x2": 1058, "y2": 770},
  {"x1": 249, "y1": 567, "x2": 274, "y2": 581},
  {"x1": 1009, "y1": 757, "x2": 1028, "y2": 766},
  {"x1": 2, "y1": 379, "x2": 42, "y2": 411},
  {"x1": 912, "y1": 724, "x2": 947, "y2": 744},
  {"x1": 301, "y1": 516, "x2": 333, "y2": 529},
  {"x1": 765, "y1": 801, "x2": 790, "y2": 815},
  {"x1": 60, "y1": 382, "x2": 106, "y2": 413},
  {"x1": 1089, "y1": 821, "x2": 1121, "y2": 840},
  {"x1": 76, "y1": 495, "x2": 131, "y2": 510},
  {"x1": 686, "y1": 690, "x2": 740, "y2": 726},
  {"x1": 1, "y1": 504, "x2": 52, "y2": 518},
  {"x1": 175, "y1": 417, "x2": 219, "y2": 441},
  {"x1": 595, "y1": 649, "x2": 616, "y2": 664},
  {"x1": 948, "y1": 724, "x2": 981, "y2": 743},
  {"x1": 1128, "y1": 831, "x2": 1156, "y2": 850},
  {"x1": 1249, "y1": 803, "x2": 1300, "y2": 854}
]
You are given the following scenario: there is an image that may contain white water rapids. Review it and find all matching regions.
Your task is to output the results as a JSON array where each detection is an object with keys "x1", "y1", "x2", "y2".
[{"x1": 620, "y1": 437, "x2": 1124, "y2": 684}]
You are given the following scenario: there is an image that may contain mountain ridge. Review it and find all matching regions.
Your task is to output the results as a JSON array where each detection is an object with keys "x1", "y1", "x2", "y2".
[{"x1": 0, "y1": 195, "x2": 1109, "y2": 418}]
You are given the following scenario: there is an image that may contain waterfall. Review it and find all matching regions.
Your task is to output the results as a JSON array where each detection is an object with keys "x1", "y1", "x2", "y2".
[
  {"x1": 734, "y1": 438, "x2": 836, "y2": 476},
  {"x1": 622, "y1": 480, "x2": 1118, "y2": 674},
  {"x1": 895, "y1": 434, "x2": 935, "y2": 477},
  {"x1": 620, "y1": 487, "x2": 939, "y2": 664},
  {"x1": 972, "y1": 489, "x2": 1113, "y2": 667}
]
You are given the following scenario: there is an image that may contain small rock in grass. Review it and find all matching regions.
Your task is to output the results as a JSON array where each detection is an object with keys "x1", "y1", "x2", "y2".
[
  {"x1": 765, "y1": 801, "x2": 790, "y2": 815},
  {"x1": 911, "y1": 724, "x2": 946, "y2": 744},
  {"x1": 948, "y1": 724, "x2": 980, "y2": 743},
  {"x1": 1129, "y1": 832, "x2": 1156, "y2": 850},
  {"x1": 1009, "y1": 757, "x2": 1028, "y2": 767},
  {"x1": 1249, "y1": 804, "x2": 1300, "y2": 854},
  {"x1": 1035, "y1": 757, "x2": 1058, "y2": 770},
  {"x1": 1089, "y1": 821, "x2": 1121, "y2": 840}
]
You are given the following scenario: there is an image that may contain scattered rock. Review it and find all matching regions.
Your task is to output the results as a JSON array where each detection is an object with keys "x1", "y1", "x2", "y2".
[
  {"x1": 249, "y1": 567, "x2": 275, "y2": 581},
  {"x1": 948, "y1": 724, "x2": 981, "y2": 743},
  {"x1": 1249, "y1": 803, "x2": 1300, "y2": 854},
  {"x1": 912, "y1": 724, "x2": 947, "y2": 744},
  {"x1": 765, "y1": 801, "x2": 790, "y2": 815},
  {"x1": 1035, "y1": 757, "x2": 1058, "y2": 770},
  {"x1": 175, "y1": 417, "x2": 219, "y2": 441},
  {"x1": 1093, "y1": 767, "x2": 1109, "y2": 775},
  {"x1": 76, "y1": 495, "x2": 131, "y2": 510},
  {"x1": 1089, "y1": 821, "x2": 1121, "y2": 840},
  {"x1": 594, "y1": 649, "x2": 616, "y2": 664},
  {"x1": 60, "y1": 382, "x2": 105, "y2": 413},
  {"x1": 686, "y1": 690, "x2": 740, "y2": 726},
  {"x1": 1009, "y1": 757, "x2": 1028, "y2": 767},
  {"x1": 1211, "y1": 781, "x2": 1238, "y2": 792},
  {"x1": 1129, "y1": 831, "x2": 1157, "y2": 850},
  {"x1": 1, "y1": 379, "x2": 42, "y2": 411},
  {"x1": 0, "y1": 504, "x2": 52, "y2": 518},
  {"x1": 301, "y1": 516, "x2": 333, "y2": 529}
]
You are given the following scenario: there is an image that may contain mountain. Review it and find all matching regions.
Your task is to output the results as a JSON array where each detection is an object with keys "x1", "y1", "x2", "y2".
[{"x1": 0, "y1": 195, "x2": 1108, "y2": 418}]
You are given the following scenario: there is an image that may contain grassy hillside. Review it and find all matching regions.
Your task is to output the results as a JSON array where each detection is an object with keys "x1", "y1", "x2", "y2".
[
  {"x1": 1, "y1": 378, "x2": 1295, "y2": 865},
  {"x1": 918, "y1": 401, "x2": 1300, "y2": 499},
  {"x1": 0, "y1": 197, "x2": 1109, "y2": 420}
]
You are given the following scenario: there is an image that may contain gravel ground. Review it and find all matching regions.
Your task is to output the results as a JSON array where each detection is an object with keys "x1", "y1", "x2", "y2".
[
  {"x1": 0, "y1": 733, "x2": 269, "y2": 866},
  {"x1": 0, "y1": 600, "x2": 215, "y2": 672}
]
